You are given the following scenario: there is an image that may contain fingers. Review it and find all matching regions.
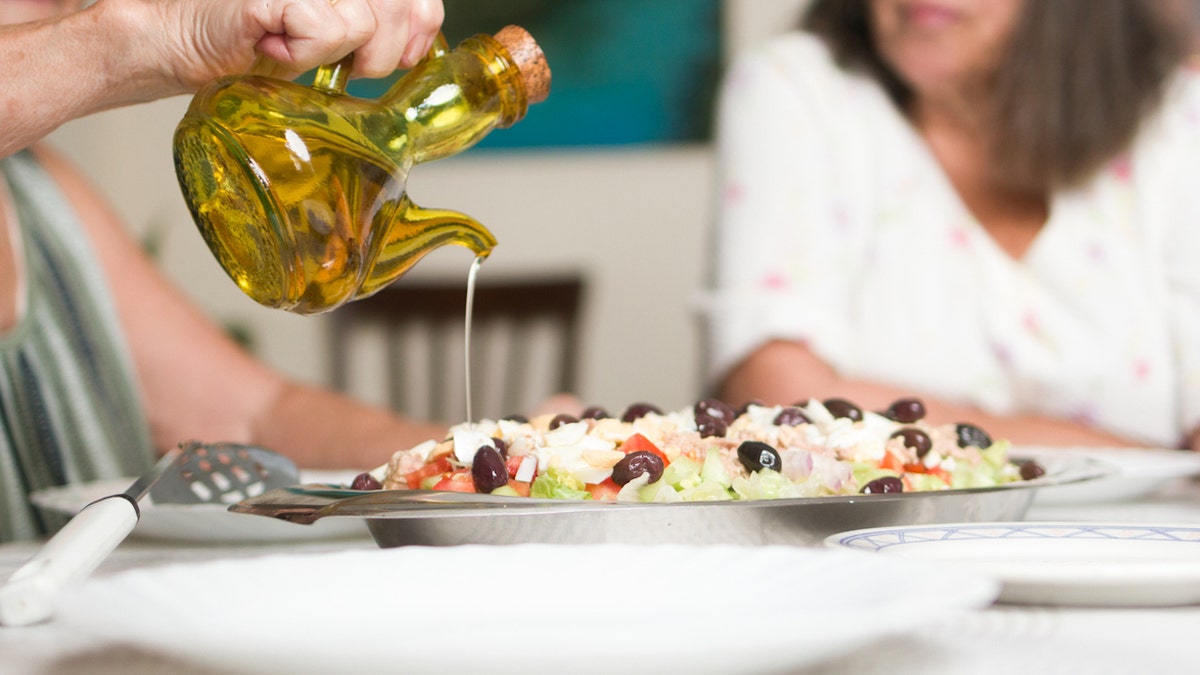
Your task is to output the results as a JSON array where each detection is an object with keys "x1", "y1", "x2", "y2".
[
  {"x1": 351, "y1": 0, "x2": 445, "y2": 78},
  {"x1": 239, "y1": 0, "x2": 445, "y2": 83},
  {"x1": 254, "y1": 0, "x2": 352, "y2": 74},
  {"x1": 335, "y1": 0, "x2": 380, "y2": 53},
  {"x1": 400, "y1": 0, "x2": 445, "y2": 67}
]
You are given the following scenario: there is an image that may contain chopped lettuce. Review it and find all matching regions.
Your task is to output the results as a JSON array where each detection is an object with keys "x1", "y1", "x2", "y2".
[
  {"x1": 732, "y1": 470, "x2": 805, "y2": 500},
  {"x1": 490, "y1": 484, "x2": 521, "y2": 497},
  {"x1": 530, "y1": 467, "x2": 591, "y2": 500},
  {"x1": 629, "y1": 450, "x2": 738, "y2": 502},
  {"x1": 851, "y1": 462, "x2": 899, "y2": 490},
  {"x1": 616, "y1": 473, "x2": 652, "y2": 502},
  {"x1": 981, "y1": 440, "x2": 1013, "y2": 470},
  {"x1": 905, "y1": 472, "x2": 950, "y2": 492},
  {"x1": 661, "y1": 456, "x2": 701, "y2": 489},
  {"x1": 699, "y1": 448, "x2": 733, "y2": 488},
  {"x1": 678, "y1": 480, "x2": 735, "y2": 501},
  {"x1": 638, "y1": 479, "x2": 683, "y2": 502}
]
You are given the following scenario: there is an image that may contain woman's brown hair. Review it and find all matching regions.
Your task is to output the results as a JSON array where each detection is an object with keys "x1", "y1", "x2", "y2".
[{"x1": 803, "y1": 0, "x2": 1192, "y2": 191}]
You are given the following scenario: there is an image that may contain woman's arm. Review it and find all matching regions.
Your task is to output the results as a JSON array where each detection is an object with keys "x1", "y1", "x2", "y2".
[
  {"x1": 39, "y1": 145, "x2": 446, "y2": 468},
  {"x1": 720, "y1": 339, "x2": 1143, "y2": 448},
  {"x1": 0, "y1": 0, "x2": 442, "y2": 158}
]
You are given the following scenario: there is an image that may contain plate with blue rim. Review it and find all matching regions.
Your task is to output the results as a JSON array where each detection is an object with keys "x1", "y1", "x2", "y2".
[{"x1": 826, "y1": 522, "x2": 1200, "y2": 607}]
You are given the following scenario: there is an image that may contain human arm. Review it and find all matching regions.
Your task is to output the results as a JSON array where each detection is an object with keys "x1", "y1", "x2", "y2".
[
  {"x1": 38, "y1": 144, "x2": 447, "y2": 469},
  {"x1": 719, "y1": 339, "x2": 1143, "y2": 448},
  {"x1": 0, "y1": 0, "x2": 442, "y2": 158}
]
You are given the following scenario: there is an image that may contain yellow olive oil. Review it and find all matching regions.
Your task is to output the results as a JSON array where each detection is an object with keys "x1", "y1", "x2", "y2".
[
  {"x1": 464, "y1": 255, "x2": 484, "y2": 423},
  {"x1": 174, "y1": 28, "x2": 549, "y2": 314}
]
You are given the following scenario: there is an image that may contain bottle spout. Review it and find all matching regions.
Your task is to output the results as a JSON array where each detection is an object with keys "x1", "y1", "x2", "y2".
[{"x1": 358, "y1": 196, "x2": 497, "y2": 298}]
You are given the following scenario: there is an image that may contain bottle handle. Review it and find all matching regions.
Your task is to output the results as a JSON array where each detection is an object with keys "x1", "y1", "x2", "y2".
[{"x1": 311, "y1": 32, "x2": 450, "y2": 94}]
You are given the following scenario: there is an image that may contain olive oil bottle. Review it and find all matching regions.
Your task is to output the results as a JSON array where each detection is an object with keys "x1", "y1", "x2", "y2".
[{"x1": 174, "y1": 27, "x2": 550, "y2": 314}]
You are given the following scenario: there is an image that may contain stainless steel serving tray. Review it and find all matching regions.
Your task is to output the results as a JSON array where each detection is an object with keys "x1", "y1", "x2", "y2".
[{"x1": 230, "y1": 455, "x2": 1109, "y2": 547}]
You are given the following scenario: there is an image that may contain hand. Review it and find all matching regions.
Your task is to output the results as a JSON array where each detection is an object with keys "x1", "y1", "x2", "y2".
[{"x1": 148, "y1": 0, "x2": 443, "y2": 89}]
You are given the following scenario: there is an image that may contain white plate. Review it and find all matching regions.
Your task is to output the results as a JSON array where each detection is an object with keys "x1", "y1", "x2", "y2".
[
  {"x1": 56, "y1": 545, "x2": 997, "y2": 675},
  {"x1": 1018, "y1": 446, "x2": 1200, "y2": 505},
  {"x1": 29, "y1": 472, "x2": 369, "y2": 543},
  {"x1": 827, "y1": 522, "x2": 1200, "y2": 607}
]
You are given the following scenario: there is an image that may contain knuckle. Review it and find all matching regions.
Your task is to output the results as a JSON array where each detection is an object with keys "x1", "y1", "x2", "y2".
[{"x1": 410, "y1": 0, "x2": 444, "y2": 32}]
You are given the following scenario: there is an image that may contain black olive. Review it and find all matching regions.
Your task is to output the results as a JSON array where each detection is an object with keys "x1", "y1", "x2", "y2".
[
  {"x1": 503, "y1": 414, "x2": 530, "y2": 424},
  {"x1": 1019, "y1": 460, "x2": 1046, "y2": 481},
  {"x1": 580, "y1": 406, "x2": 610, "y2": 420},
  {"x1": 350, "y1": 472, "x2": 382, "y2": 490},
  {"x1": 955, "y1": 423, "x2": 993, "y2": 449},
  {"x1": 611, "y1": 451, "x2": 665, "y2": 486},
  {"x1": 737, "y1": 441, "x2": 782, "y2": 473},
  {"x1": 860, "y1": 476, "x2": 904, "y2": 494},
  {"x1": 471, "y1": 446, "x2": 509, "y2": 493},
  {"x1": 695, "y1": 413, "x2": 727, "y2": 438},
  {"x1": 890, "y1": 428, "x2": 933, "y2": 458},
  {"x1": 774, "y1": 406, "x2": 810, "y2": 427},
  {"x1": 621, "y1": 402, "x2": 663, "y2": 423},
  {"x1": 824, "y1": 398, "x2": 863, "y2": 422},
  {"x1": 885, "y1": 398, "x2": 926, "y2": 423},
  {"x1": 694, "y1": 398, "x2": 736, "y2": 424},
  {"x1": 492, "y1": 437, "x2": 509, "y2": 458},
  {"x1": 549, "y1": 413, "x2": 579, "y2": 430}
]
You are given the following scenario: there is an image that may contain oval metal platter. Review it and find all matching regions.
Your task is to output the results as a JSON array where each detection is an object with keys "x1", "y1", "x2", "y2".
[{"x1": 230, "y1": 455, "x2": 1109, "y2": 547}]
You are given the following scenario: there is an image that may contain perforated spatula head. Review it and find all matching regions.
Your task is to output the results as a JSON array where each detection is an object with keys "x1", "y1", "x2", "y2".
[{"x1": 149, "y1": 441, "x2": 300, "y2": 505}]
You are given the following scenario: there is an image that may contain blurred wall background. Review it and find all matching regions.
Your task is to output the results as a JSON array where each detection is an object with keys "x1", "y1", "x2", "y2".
[{"x1": 45, "y1": 0, "x2": 810, "y2": 415}]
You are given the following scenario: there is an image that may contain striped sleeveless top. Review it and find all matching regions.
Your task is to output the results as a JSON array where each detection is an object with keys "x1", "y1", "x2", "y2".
[{"x1": 0, "y1": 150, "x2": 154, "y2": 542}]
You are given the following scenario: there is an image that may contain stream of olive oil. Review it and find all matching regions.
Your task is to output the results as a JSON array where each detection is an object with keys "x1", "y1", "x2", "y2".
[{"x1": 464, "y1": 255, "x2": 484, "y2": 423}]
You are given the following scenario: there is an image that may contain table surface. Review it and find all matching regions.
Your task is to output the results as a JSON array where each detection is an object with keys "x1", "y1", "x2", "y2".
[{"x1": 3, "y1": 477, "x2": 1199, "y2": 675}]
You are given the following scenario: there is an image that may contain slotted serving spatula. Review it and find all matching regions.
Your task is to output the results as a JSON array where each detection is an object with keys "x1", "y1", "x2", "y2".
[{"x1": 0, "y1": 441, "x2": 298, "y2": 627}]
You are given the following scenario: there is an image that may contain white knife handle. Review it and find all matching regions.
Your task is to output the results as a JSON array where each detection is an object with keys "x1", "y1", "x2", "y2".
[{"x1": 0, "y1": 495, "x2": 139, "y2": 627}]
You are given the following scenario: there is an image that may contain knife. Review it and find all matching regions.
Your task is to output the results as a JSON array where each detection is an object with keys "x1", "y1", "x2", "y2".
[{"x1": 0, "y1": 447, "x2": 185, "y2": 627}]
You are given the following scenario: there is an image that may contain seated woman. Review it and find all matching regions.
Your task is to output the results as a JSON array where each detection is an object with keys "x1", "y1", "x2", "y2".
[{"x1": 706, "y1": 0, "x2": 1200, "y2": 451}]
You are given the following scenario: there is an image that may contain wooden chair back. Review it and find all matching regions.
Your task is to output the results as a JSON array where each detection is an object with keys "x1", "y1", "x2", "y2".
[{"x1": 328, "y1": 275, "x2": 584, "y2": 423}]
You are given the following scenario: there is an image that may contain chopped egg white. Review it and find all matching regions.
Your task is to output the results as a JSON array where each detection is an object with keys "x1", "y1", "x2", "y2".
[{"x1": 452, "y1": 425, "x2": 496, "y2": 464}]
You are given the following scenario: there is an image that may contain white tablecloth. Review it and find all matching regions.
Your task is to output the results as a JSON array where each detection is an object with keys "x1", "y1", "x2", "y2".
[{"x1": 2, "y1": 479, "x2": 1198, "y2": 675}]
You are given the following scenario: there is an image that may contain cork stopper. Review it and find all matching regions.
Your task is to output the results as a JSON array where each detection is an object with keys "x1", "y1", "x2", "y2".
[{"x1": 493, "y1": 25, "x2": 551, "y2": 105}]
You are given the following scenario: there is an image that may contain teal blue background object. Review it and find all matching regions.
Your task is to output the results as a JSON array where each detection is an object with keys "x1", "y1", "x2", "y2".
[{"x1": 343, "y1": 0, "x2": 723, "y2": 150}]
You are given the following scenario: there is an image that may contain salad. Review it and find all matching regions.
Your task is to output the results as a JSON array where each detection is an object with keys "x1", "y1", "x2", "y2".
[{"x1": 352, "y1": 397, "x2": 1046, "y2": 502}]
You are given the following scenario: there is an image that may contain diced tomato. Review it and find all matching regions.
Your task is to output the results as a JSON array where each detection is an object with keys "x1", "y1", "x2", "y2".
[
  {"x1": 507, "y1": 480, "x2": 531, "y2": 497},
  {"x1": 404, "y1": 456, "x2": 453, "y2": 489},
  {"x1": 586, "y1": 478, "x2": 622, "y2": 501},
  {"x1": 881, "y1": 452, "x2": 904, "y2": 472},
  {"x1": 901, "y1": 466, "x2": 951, "y2": 491},
  {"x1": 902, "y1": 463, "x2": 951, "y2": 482},
  {"x1": 505, "y1": 455, "x2": 525, "y2": 479},
  {"x1": 432, "y1": 469, "x2": 475, "y2": 493},
  {"x1": 620, "y1": 433, "x2": 669, "y2": 465}
]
